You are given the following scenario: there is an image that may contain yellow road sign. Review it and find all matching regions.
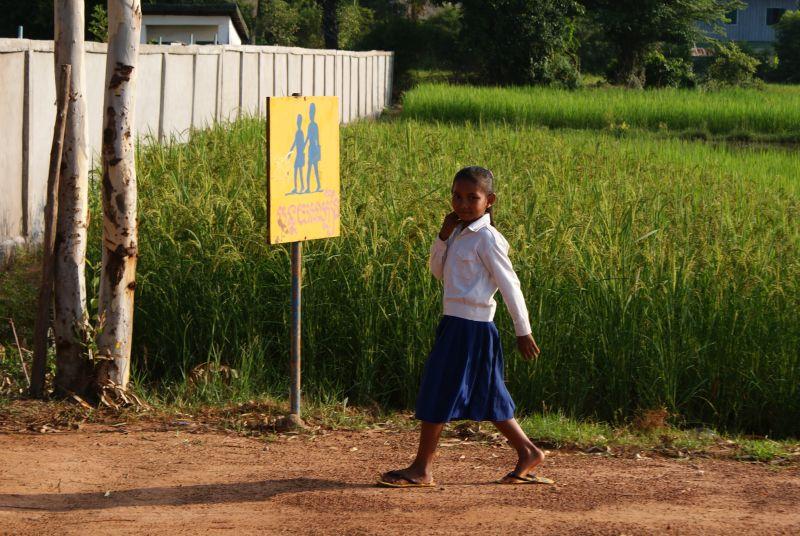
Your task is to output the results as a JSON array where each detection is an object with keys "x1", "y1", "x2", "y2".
[{"x1": 267, "y1": 96, "x2": 340, "y2": 244}]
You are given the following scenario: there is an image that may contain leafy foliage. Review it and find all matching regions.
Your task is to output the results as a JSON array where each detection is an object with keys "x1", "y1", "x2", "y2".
[
  {"x1": 544, "y1": 52, "x2": 583, "y2": 89},
  {"x1": 88, "y1": 3, "x2": 108, "y2": 43},
  {"x1": 294, "y1": 0, "x2": 325, "y2": 48},
  {"x1": 644, "y1": 49, "x2": 695, "y2": 88},
  {"x1": 251, "y1": 0, "x2": 344, "y2": 48},
  {"x1": 459, "y1": 0, "x2": 583, "y2": 85},
  {"x1": 775, "y1": 10, "x2": 800, "y2": 83},
  {"x1": 575, "y1": 14, "x2": 614, "y2": 77},
  {"x1": 252, "y1": 0, "x2": 300, "y2": 46},
  {"x1": 357, "y1": 3, "x2": 463, "y2": 89},
  {"x1": 581, "y1": 0, "x2": 744, "y2": 87},
  {"x1": 337, "y1": 1, "x2": 375, "y2": 50},
  {"x1": 705, "y1": 42, "x2": 761, "y2": 88}
]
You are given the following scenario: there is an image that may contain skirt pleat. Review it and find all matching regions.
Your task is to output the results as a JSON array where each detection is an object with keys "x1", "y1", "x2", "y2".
[{"x1": 414, "y1": 315, "x2": 516, "y2": 423}]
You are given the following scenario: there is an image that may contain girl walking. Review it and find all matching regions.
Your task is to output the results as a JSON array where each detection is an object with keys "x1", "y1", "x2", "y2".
[{"x1": 378, "y1": 166, "x2": 548, "y2": 487}]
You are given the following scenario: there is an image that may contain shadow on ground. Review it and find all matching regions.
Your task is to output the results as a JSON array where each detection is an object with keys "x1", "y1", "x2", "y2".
[{"x1": 0, "y1": 478, "x2": 371, "y2": 512}]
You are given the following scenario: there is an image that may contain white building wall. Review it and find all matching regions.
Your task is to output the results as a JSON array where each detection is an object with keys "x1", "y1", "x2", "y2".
[
  {"x1": 141, "y1": 15, "x2": 239, "y2": 44},
  {"x1": 704, "y1": 0, "x2": 800, "y2": 42},
  {"x1": 227, "y1": 19, "x2": 242, "y2": 45}
]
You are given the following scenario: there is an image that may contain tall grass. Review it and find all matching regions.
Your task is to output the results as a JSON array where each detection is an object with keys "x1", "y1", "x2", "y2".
[
  {"x1": 87, "y1": 117, "x2": 800, "y2": 437},
  {"x1": 402, "y1": 84, "x2": 800, "y2": 139}
]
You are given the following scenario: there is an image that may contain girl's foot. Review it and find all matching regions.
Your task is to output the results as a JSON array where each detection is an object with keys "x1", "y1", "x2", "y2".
[
  {"x1": 378, "y1": 467, "x2": 434, "y2": 486},
  {"x1": 501, "y1": 443, "x2": 545, "y2": 483}
]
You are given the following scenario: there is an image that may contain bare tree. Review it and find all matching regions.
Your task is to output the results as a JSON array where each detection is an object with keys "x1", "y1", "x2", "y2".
[
  {"x1": 96, "y1": 0, "x2": 142, "y2": 390},
  {"x1": 53, "y1": 0, "x2": 92, "y2": 397}
]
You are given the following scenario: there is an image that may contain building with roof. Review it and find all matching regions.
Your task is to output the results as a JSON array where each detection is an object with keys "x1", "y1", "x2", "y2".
[
  {"x1": 141, "y1": 3, "x2": 250, "y2": 45},
  {"x1": 712, "y1": 0, "x2": 798, "y2": 45}
]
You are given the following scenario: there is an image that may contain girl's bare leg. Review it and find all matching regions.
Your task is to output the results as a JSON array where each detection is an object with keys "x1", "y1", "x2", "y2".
[
  {"x1": 380, "y1": 421, "x2": 444, "y2": 484},
  {"x1": 492, "y1": 418, "x2": 545, "y2": 478}
]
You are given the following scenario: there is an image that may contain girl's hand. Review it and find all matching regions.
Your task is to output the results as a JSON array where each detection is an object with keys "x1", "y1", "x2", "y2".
[
  {"x1": 517, "y1": 334, "x2": 540, "y2": 360},
  {"x1": 438, "y1": 212, "x2": 461, "y2": 241}
]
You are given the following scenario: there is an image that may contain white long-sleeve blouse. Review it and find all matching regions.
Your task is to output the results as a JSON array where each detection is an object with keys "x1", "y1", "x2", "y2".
[{"x1": 429, "y1": 213, "x2": 532, "y2": 337}]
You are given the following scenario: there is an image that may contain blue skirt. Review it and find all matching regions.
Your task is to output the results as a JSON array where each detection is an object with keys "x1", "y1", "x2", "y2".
[{"x1": 415, "y1": 316, "x2": 516, "y2": 423}]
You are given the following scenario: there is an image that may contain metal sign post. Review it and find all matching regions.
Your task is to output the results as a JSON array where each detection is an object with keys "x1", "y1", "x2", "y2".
[
  {"x1": 290, "y1": 241, "x2": 302, "y2": 416},
  {"x1": 266, "y1": 94, "x2": 340, "y2": 425}
]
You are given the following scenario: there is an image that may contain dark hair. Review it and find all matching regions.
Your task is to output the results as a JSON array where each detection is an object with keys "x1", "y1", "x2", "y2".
[{"x1": 453, "y1": 166, "x2": 496, "y2": 225}]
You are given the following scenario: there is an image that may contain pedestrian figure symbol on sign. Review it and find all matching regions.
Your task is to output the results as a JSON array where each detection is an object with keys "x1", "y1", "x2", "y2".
[
  {"x1": 306, "y1": 103, "x2": 322, "y2": 192},
  {"x1": 286, "y1": 103, "x2": 324, "y2": 195}
]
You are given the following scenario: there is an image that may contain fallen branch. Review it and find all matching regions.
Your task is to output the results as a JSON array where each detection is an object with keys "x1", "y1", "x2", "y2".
[
  {"x1": 31, "y1": 64, "x2": 72, "y2": 398},
  {"x1": 8, "y1": 318, "x2": 30, "y2": 388}
]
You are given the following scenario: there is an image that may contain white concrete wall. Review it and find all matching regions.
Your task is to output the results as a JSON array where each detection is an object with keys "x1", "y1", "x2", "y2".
[
  {"x1": 27, "y1": 51, "x2": 57, "y2": 241},
  {"x1": 0, "y1": 39, "x2": 394, "y2": 261},
  {"x1": 0, "y1": 51, "x2": 25, "y2": 243}
]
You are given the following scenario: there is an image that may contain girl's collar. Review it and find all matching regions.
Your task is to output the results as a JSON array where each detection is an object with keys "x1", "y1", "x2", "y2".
[{"x1": 464, "y1": 213, "x2": 491, "y2": 232}]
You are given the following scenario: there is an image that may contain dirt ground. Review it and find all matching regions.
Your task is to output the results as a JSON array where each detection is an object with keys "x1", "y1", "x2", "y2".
[{"x1": 1, "y1": 422, "x2": 799, "y2": 536}]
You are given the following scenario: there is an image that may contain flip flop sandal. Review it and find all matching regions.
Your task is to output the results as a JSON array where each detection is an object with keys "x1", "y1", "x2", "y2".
[
  {"x1": 376, "y1": 470, "x2": 435, "y2": 488},
  {"x1": 497, "y1": 471, "x2": 555, "y2": 485}
]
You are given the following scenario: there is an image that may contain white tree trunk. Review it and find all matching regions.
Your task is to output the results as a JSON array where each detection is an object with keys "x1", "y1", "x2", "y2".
[
  {"x1": 96, "y1": 0, "x2": 142, "y2": 389},
  {"x1": 53, "y1": 0, "x2": 92, "y2": 396}
]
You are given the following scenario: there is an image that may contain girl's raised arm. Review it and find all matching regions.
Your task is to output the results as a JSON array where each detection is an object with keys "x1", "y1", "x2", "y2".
[{"x1": 430, "y1": 212, "x2": 460, "y2": 280}]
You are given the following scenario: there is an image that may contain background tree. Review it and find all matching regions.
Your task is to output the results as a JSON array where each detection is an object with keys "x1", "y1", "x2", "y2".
[
  {"x1": 1, "y1": 0, "x2": 107, "y2": 40},
  {"x1": 705, "y1": 41, "x2": 761, "y2": 87},
  {"x1": 259, "y1": 0, "x2": 301, "y2": 45},
  {"x1": 53, "y1": 0, "x2": 92, "y2": 398},
  {"x1": 1, "y1": 0, "x2": 55, "y2": 39},
  {"x1": 404, "y1": 0, "x2": 428, "y2": 22},
  {"x1": 775, "y1": 10, "x2": 800, "y2": 83},
  {"x1": 318, "y1": 0, "x2": 338, "y2": 48},
  {"x1": 88, "y1": 3, "x2": 109, "y2": 42},
  {"x1": 581, "y1": 0, "x2": 743, "y2": 88},
  {"x1": 337, "y1": 0, "x2": 374, "y2": 49},
  {"x1": 357, "y1": 1, "x2": 461, "y2": 88},
  {"x1": 642, "y1": 46, "x2": 697, "y2": 88},
  {"x1": 249, "y1": 0, "x2": 325, "y2": 47},
  {"x1": 294, "y1": 0, "x2": 325, "y2": 47},
  {"x1": 252, "y1": 0, "x2": 268, "y2": 43},
  {"x1": 459, "y1": 0, "x2": 583, "y2": 86}
]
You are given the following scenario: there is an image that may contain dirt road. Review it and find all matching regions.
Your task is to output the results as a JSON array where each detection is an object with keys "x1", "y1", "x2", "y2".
[{"x1": 1, "y1": 424, "x2": 798, "y2": 535}]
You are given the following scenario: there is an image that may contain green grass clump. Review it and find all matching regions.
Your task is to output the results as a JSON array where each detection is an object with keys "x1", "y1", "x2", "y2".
[
  {"x1": 83, "y1": 116, "x2": 799, "y2": 438},
  {"x1": 520, "y1": 412, "x2": 615, "y2": 448},
  {"x1": 0, "y1": 250, "x2": 38, "y2": 342},
  {"x1": 402, "y1": 84, "x2": 800, "y2": 140},
  {"x1": 0, "y1": 250, "x2": 40, "y2": 395},
  {"x1": 519, "y1": 412, "x2": 800, "y2": 462},
  {"x1": 735, "y1": 439, "x2": 792, "y2": 462}
]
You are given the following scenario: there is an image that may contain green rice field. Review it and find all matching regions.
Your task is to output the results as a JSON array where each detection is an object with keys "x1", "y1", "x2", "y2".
[
  {"x1": 402, "y1": 84, "x2": 800, "y2": 140},
  {"x1": 96, "y1": 102, "x2": 800, "y2": 437}
]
